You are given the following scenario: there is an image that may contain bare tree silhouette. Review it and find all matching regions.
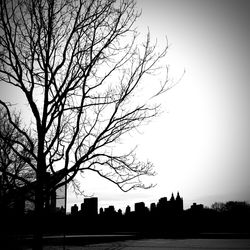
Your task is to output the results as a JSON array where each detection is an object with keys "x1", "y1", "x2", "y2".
[
  {"x1": 0, "y1": 107, "x2": 36, "y2": 213},
  {"x1": 0, "y1": 0, "x2": 170, "y2": 243}
]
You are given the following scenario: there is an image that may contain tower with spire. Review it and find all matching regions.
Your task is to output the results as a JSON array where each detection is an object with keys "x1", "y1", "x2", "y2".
[
  {"x1": 175, "y1": 191, "x2": 184, "y2": 213},
  {"x1": 156, "y1": 192, "x2": 183, "y2": 215}
]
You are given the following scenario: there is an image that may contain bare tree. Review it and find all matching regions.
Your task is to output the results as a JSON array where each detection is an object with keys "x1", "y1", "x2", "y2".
[
  {"x1": 0, "y1": 107, "x2": 35, "y2": 213},
  {"x1": 0, "y1": 0, "x2": 170, "y2": 220}
]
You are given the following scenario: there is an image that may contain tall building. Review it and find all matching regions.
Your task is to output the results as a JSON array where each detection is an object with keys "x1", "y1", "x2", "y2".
[
  {"x1": 150, "y1": 203, "x2": 157, "y2": 214},
  {"x1": 156, "y1": 192, "x2": 183, "y2": 215},
  {"x1": 157, "y1": 197, "x2": 168, "y2": 211},
  {"x1": 175, "y1": 192, "x2": 184, "y2": 213},
  {"x1": 125, "y1": 205, "x2": 131, "y2": 216},
  {"x1": 135, "y1": 202, "x2": 147, "y2": 216},
  {"x1": 82, "y1": 197, "x2": 98, "y2": 216},
  {"x1": 71, "y1": 204, "x2": 78, "y2": 215}
]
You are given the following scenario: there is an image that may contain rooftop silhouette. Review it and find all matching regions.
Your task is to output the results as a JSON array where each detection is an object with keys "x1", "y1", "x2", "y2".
[{"x1": 70, "y1": 192, "x2": 184, "y2": 218}]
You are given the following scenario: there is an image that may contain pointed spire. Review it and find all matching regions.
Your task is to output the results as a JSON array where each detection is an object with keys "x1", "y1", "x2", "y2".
[
  {"x1": 177, "y1": 191, "x2": 180, "y2": 198},
  {"x1": 170, "y1": 192, "x2": 175, "y2": 201}
]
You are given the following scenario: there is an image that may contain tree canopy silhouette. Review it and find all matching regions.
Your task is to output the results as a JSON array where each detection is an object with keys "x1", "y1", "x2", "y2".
[{"x1": 0, "y1": 0, "x2": 170, "y2": 216}]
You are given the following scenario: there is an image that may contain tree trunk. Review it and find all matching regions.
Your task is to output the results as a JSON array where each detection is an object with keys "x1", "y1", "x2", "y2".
[{"x1": 33, "y1": 165, "x2": 45, "y2": 250}]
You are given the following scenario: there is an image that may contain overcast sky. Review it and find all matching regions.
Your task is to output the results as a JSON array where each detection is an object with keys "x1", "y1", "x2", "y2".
[{"x1": 67, "y1": 0, "x2": 250, "y2": 211}]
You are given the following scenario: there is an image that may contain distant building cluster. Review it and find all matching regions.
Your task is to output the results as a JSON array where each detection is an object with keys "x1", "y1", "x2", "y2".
[
  {"x1": 71, "y1": 197, "x2": 98, "y2": 216},
  {"x1": 71, "y1": 192, "x2": 184, "y2": 217}
]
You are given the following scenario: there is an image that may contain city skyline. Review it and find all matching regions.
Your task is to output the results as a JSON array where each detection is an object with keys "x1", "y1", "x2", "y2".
[{"x1": 70, "y1": 192, "x2": 184, "y2": 215}]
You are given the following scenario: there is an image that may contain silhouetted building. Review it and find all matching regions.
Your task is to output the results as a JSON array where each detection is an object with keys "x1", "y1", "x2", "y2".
[
  {"x1": 170, "y1": 193, "x2": 175, "y2": 202},
  {"x1": 80, "y1": 202, "x2": 84, "y2": 213},
  {"x1": 118, "y1": 209, "x2": 122, "y2": 216},
  {"x1": 157, "y1": 197, "x2": 168, "y2": 214},
  {"x1": 82, "y1": 197, "x2": 98, "y2": 216},
  {"x1": 104, "y1": 205, "x2": 116, "y2": 216},
  {"x1": 135, "y1": 202, "x2": 147, "y2": 216},
  {"x1": 125, "y1": 205, "x2": 131, "y2": 216},
  {"x1": 150, "y1": 202, "x2": 157, "y2": 214},
  {"x1": 71, "y1": 204, "x2": 78, "y2": 215},
  {"x1": 175, "y1": 192, "x2": 184, "y2": 213},
  {"x1": 156, "y1": 192, "x2": 183, "y2": 215},
  {"x1": 168, "y1": 193, "x2": 176, "y2": 213},
  {"x1": 99, "y1": 207, "x2": 104, "y2": 215}
]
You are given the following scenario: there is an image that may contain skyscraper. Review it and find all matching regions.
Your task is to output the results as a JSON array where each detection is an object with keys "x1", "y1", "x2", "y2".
[
  {"x1": 175, "y1": 192, "x2": 184, "y2": 213},
  {"x1": 82, "y1": 197, "x2": 98, "y2": 216}
]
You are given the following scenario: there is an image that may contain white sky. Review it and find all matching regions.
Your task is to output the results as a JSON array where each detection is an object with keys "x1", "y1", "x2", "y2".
[
  {"x1": 0, "y1": 0, "x2": 249, "y2": 212},
  {"x1": 68, "y1": 0, "x2": 250, "y2": 212}
]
